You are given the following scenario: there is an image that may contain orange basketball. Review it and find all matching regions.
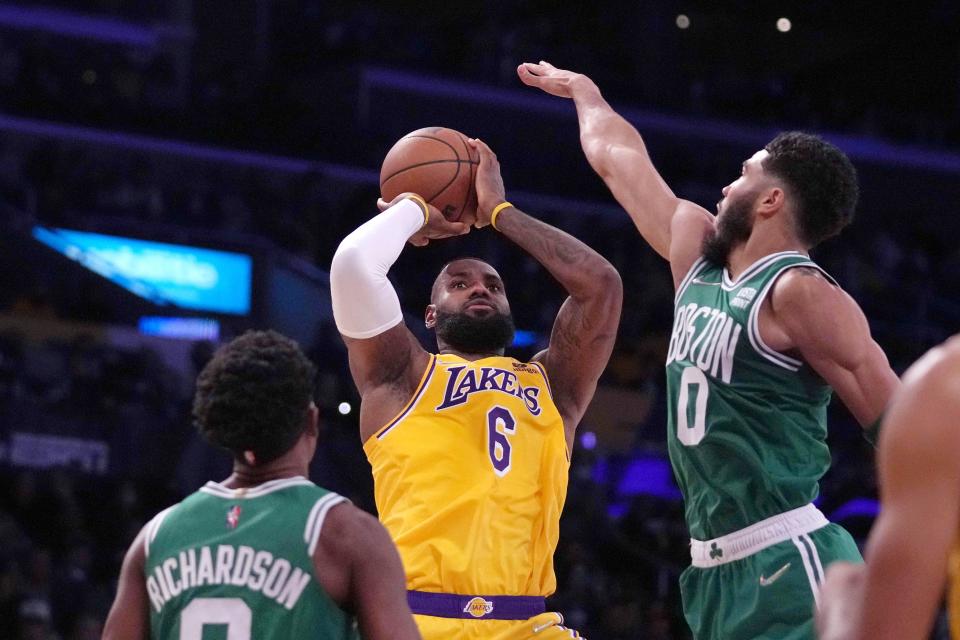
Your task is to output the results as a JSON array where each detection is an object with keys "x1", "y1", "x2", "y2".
[{"x1": 380, "y1": 127, "x2": 479, "y2": 223}]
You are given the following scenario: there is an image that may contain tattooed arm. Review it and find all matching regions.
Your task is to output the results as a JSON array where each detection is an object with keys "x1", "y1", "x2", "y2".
[
  {"x1": 469, "y1": 139, "x2": 623, "y2": 448},
  {"x1": 499, "y1": 208, "x2": 623, "y2": 446}
]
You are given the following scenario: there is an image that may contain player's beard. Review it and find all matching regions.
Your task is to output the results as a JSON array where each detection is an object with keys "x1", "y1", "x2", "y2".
[
  {"x1": 435, "y1": 308, "x2": 515, "y2": 355},
  {"x1": 701, "y1": 195, "x2": 755, "y2": 267}
]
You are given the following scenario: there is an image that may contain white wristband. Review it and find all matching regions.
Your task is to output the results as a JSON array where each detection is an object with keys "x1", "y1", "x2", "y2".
[{"x1": 330, "y1": 199, "x2": 424, "y2": 339}]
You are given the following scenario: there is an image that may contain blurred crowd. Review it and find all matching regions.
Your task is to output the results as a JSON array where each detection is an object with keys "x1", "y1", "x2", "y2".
[
  {"x1": 0, "y1": 2, "x2": 957, "y2": 154},
  {"x1": 7, "y1": 131, "x2": 960, "y2": 368},
  {"x1": 1, "y1": 127, "x2": 957, "y2": 364}
]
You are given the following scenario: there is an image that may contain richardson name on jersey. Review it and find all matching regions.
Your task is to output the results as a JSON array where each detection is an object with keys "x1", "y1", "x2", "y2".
[
  {"x1": 147, "y1": 544, "x2": 310, "y2": 613},
  {"x1": 666, "y1": 303, "x2": 743, "y2": 383},
  {"x1": 435, "y1": 365, "x2": 542, "y2": 415}
]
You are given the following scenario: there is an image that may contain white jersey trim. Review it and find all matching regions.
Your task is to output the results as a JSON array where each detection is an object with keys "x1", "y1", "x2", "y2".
[
  {"x1": 690, "y1": 503, "x2": 828, "y2": 567},
  {"x1": 746, "y1": 260, "x2": 837, "y2": 371},
  {"x1": 304, "y1": 493, "x2": 349, "y2": 557},
  {"x1": 806, "y1": 532, "x2": 826, "y2": 588},
  {"x1": 143, "y1": 505, "x2": 177, "y2": 559},
  {"x1": 199, "y1": 476, "x2": 315, "y2": 499},
  {"x1": 373, "y1": 354, "x2": 438, "y2": 442},
  {"x1": 792, "y1": 534, "x2": 823, "y2": 609},
  {"x1": 721, "y1": 250, "x2": 807, "y2": 291}
]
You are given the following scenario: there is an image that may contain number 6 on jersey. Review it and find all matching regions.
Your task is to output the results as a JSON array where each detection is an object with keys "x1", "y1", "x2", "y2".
[{"x1": 487, "y1": 406, "x2": 517, "y2": 476}]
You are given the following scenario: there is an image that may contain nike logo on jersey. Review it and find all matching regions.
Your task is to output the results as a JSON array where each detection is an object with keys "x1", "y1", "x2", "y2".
[{"x1": 759, "y1": 562, "x2": 791, "y2": 586}]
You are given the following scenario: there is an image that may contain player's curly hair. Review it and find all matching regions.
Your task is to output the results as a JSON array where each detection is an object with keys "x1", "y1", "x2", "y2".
[
  {"x1": 763, "y1": 132, "x2": 859, "y2": 247},
  {"x1": 193, "y1": 330, "x2": 316, "y2": 465}
]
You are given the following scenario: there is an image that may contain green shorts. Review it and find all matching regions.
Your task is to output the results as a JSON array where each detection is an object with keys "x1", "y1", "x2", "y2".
[{"x1": 680, "y1": 523, "x2": 862, "y2": 640}]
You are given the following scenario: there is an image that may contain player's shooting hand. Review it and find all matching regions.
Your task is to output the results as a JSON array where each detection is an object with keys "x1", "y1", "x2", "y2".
[
  {"x1": 815, "y1": 562, "x2": 866, "y2": 640},
  {"x1": 517, "y1": 60, "x2": 592, "y2": 99},
  {"x1": 467, "y1": 138, "x2": 506, "y2": 229},
  {"x1": 377, "y1": 194, "x2": 470, "y2": 246}
]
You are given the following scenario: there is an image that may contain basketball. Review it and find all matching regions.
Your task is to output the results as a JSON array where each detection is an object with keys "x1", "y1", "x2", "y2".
[{"x1": 380, "y1": 126, "x2": 479, "y2": 223}]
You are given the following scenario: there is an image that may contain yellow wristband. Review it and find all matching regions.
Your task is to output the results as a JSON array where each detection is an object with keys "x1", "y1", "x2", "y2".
[
  {"x1": 406, "y1": 195, "x2": 429, "y2": 226},
  {"x1": 490, "y1": 202, "x2": 513, "y2": 231}
]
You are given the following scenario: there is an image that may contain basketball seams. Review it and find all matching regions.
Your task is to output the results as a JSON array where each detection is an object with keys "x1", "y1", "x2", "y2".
[
  {"x1": 380, "y1": 158, "x2": 469, "y2": 186},
  {"x1": 379, "y1": 133, "x2": 460, "y2": 189},
  {"x1": 404, "y1": 133, "x2": 459, "y2": 157},
  {"x1": 380, "y1": 130, "x2": 479, "y2": 220},
  {"x1": 426, "y1": 148, "x2": 462, "y2": 204},
  {"x1": 455, "y1": 132, "x2": 477, "y2": 221},
  {"x1": 407, "y1": 133, "x2": 467, "y2": 205}
]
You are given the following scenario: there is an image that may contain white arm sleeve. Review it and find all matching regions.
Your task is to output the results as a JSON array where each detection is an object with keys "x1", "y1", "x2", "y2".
[{"x1": 330, "y1": 198, "x2": 425, "y2": 339}]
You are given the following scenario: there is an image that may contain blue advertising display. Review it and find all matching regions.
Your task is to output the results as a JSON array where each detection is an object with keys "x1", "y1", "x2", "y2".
[
  {"x1": 138, "y1": 317, "x2": 221, "y2": 340},
  {"x1": 33, "y1": 227, "x2": 253, "y2": 315}
]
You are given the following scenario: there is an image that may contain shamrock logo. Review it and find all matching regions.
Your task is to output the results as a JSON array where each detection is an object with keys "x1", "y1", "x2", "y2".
[{"x1": 709, "y1": 542, "x2": 723, "y2": 560}]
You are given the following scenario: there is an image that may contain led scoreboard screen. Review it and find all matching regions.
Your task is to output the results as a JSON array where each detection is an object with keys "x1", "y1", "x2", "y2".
[{"x1": 33, "y1": 227, "x2": 253, "y2": 315}]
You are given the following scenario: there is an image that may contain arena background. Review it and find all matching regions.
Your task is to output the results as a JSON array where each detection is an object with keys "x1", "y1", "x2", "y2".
[{"x1": 0, "y1": 1, "x2": 957, "y2": 638}]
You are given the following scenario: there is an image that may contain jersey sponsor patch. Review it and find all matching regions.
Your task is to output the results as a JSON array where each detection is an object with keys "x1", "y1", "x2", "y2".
[
  {"x1": 463, "y1": 597, "x2": 494, "y2": 618},
  {"x1": 730, "y1": 287, "x2": 758, "y2": 309}
]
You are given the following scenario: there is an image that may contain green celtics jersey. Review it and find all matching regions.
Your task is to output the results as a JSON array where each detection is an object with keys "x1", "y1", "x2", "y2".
[
  {"x1": 666, "y1": 251, "x2": 836, "y2": 540},
  {"x1": 143, "y1": 476, "x2": 360, "y2": 640}
]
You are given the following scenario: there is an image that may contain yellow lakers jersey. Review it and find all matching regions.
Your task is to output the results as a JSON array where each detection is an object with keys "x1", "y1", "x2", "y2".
[{"x1": 364, "y1": 353, "x2": 569, "y2": 596}]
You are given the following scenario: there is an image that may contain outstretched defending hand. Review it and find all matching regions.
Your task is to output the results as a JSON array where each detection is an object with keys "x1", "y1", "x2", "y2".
[
  {"x1": 517, "y1": 60, "x2": 591, "y2": 99},
  {"x1": 376, "y1": 193, "x2": 470, "y2": 246},
  {"x1": 466, "y1": 138, "x2": 507, "y2": 229}
]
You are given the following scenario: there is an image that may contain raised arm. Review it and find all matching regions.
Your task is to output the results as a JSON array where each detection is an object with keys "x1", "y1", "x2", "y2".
[
  {"x1": 817, "y1": 340, "x2": 960, "y2": 640},
  {"x1": 314, "y1": 504, "x2": 421, "y2": 640},
  {"x1": 103, "y1": 527, "x2": 150, "y2": 640},
  {"x1": 518, "y1": 61, "x2": 714, "y2": 281},
  {"x1": 767, "y1": 268, "x2": 899, "y2": 427},
  {"x1": 470, "y1": 139, "x2": 622, "y2": 447},
  {"x1": 330, "y1": 196, "x2": 468, "y2": 440}
]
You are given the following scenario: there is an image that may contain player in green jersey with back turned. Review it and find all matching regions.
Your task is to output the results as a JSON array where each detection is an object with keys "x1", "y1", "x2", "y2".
[
  {"x1": 103, "y1": 330, "x2": 421, "y2": 640},
  {"x1": 520, "y1": 61, "x2": 900, "y2": 640}
]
